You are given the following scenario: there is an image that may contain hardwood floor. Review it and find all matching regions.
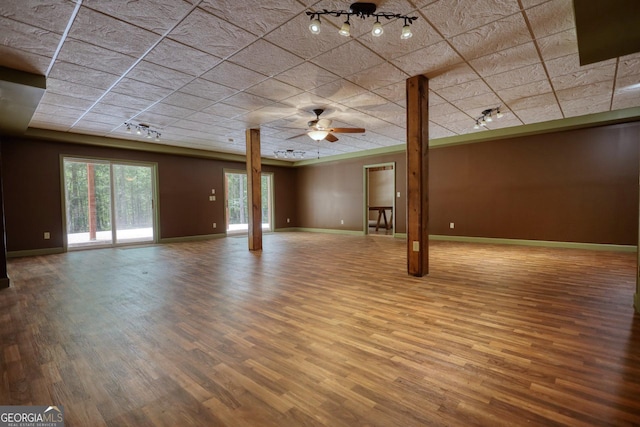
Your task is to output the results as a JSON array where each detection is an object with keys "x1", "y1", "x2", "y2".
[{"x1": 1, "y1": 232, "x2": 639, "y2": 426}]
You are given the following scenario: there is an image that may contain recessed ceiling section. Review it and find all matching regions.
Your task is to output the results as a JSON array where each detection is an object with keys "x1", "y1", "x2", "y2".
[{"x1": 573, "y1": 0, "x2": 640, "y2": 66}]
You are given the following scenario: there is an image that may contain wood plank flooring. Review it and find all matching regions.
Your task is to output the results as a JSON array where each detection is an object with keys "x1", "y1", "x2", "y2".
[{"x1": 1, "y1": 232, "x2": 639, "y2": 426}]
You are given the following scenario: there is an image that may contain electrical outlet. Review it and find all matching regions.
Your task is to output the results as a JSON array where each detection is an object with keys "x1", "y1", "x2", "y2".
[
  {"x1": 44, "y1": 232, "x2": 50, "y2": 240},
  {"x1": 209, "y1": 195, "x2": 216, "y2": 201},
  {"x1": 412, "y1": 241, "x2": 419, "y2": 252},
  {"x1": 450, "y1": 222, "x2": 455, "y2": 229},
  {"x1": 287, "y1": 218, "x2": 290, "y2": 223},
  {"x1": 397, "y1": 191, "x2": 401, "y2": 197},
  {"x1": 213, "y1": 223, "x2": 216, "y2": 228},
  {"x1": 340, "y1": 219, "x2": 344, "y2": 225}
]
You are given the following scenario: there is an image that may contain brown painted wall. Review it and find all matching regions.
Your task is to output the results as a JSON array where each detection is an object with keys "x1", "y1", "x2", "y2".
[
  {"x1": 1, "y1": 136, "x2": 296, "y2": 252},
  {"x1": 295, "y1": 153, "x2": 407, "y2": 232},
  {"x1": 296, "y1": 122, "x2": 639, "y2": 245}
]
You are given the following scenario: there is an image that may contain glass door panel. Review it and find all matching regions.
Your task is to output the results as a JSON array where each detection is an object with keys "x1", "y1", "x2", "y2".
[
  {"x1": 224, "y1": 171, "x2": 273, "y2": 233},
  {"x1": 64, "y1": 159, "x2": 113, "y2": 248},
  {"x1": 113, "y1": 164, "x2": 154, "y2": 244}
]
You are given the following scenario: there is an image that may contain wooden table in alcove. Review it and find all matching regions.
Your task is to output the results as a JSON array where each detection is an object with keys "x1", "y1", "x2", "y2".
[{"x1": 368, "y1": 206, "x2": 393, "y2": 231}]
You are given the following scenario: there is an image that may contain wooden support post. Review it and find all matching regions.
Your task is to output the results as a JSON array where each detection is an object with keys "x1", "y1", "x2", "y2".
[
  {"x1": 636, "y1": 142, "x2": 640, "y2": 314},
  {"x1": 246, "y1": 128, "x2": 262, "y2": 251},
  {"x1": 406, "y1": 75, "x2": 429, "y2": 277},
  {"x1": 0, "y1": 141, "x2": 9, "y2": 288}
]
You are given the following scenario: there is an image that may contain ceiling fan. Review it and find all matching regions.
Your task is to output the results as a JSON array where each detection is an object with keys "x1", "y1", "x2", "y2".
[{"x1": 289, "y1": 109, "x2": 365, "y2": 142}]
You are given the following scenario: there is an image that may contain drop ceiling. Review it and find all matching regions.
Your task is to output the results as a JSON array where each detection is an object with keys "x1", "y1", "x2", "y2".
[{"x1": 1, "y1": 0, "x2": 639, "y2": 161}]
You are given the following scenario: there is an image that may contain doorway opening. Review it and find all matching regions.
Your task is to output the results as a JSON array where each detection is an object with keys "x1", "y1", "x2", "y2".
[
  {"x1": 63, "y1": 157, "x2": 157, "y2": 249},
  {"x1": 364, "y1": 163, "x2": 395, "y2": 236},
  {"x1": 224, "y1": 170, "x2": 273, "y2": 234}
]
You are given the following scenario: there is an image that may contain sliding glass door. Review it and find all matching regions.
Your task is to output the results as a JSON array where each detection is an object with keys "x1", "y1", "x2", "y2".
[
  {"x1": 63, "y1": 158, "x2": 156, "y2": 249},
  {"x1": 224, "y1": 171, "x2": 273, "y2": 233}
]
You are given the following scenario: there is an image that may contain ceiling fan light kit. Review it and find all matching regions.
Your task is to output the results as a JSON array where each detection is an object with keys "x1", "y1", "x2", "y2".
[
  {"x1": 307, "y1": 2, "x2": 418, "y2": 39},
  {"x1": 287, "y1": 109, "x2": 366, "y2": 143}
]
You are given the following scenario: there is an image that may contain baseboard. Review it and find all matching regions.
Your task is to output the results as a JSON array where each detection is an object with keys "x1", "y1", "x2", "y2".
[
  {"x1": 7, "y1": 247, "x2": 65, "y2": 258},
  {"x1": 159, "y1": 233, "x2": 226, "y2": 244},
  {"x1": 429, "y1": 235, "x2": 637, "y2": 252},
  {"x1": 278, "y1": 227, "x2": 364, "y2": 236}
]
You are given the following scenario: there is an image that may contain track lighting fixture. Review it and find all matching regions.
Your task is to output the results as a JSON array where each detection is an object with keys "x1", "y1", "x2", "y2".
[
  {"x1": 274, "y1": 149, "x2": 305, "y2": 159},
  {"x1": 124, "y1": 122, "x2": 161, "y2": 141},
  {"x1": 473, "y1": 107, "x2": 503, "y2": 130},
  {"x1": 307, "y1": 2, "x2": 417, "y2": 39}
]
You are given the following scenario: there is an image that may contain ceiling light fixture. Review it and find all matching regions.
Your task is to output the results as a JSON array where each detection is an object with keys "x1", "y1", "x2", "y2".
[
  {"x1": 307, "y1": 130, "x2": 330, "y2": 141},
  {"x1": 473, "y1": 107, "x2": 503, "y2": 130},
  {"x1": 307, "y1": 2, "x2": 418, "y2": 39},
  {"x1": 274, "y1": 149, "x2": 305, "y2": 159},
  {"x1": 124, "y1": 122, "x2": 161, "y2": 141}
]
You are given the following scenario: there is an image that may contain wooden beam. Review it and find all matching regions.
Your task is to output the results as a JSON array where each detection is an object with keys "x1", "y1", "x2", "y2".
[
  {"x1": 0, "y1": 140, "x2": 9, "y2": 288},
  {"x1": 246, "y1": 128, "x2": 262, "y2": 251},
  {"x1": 406, "y1": 75, "x2": 429, "y2": 277}
]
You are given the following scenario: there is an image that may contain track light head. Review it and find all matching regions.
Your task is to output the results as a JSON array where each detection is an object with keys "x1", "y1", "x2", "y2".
[
  {"x1": 372, "y1": 20, "x2": 383, "y2": 37},
  {"x1": 309, "y1": 16, "x2": 321, "y2": 34},
  {"x1": 339, "y1": 19, "x2": 351, "y2": 37}
]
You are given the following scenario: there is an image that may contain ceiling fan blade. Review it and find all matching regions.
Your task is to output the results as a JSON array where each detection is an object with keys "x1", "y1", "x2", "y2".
[
  {"x1": 329, "y1": 127, "x2": 365, "y2": 133},
  {"x1": 325, "y1": 133, "x2": 339, "y2": 142},
  {"x1": 286, "y1": 133, "x2": 308, "y2": 140}
]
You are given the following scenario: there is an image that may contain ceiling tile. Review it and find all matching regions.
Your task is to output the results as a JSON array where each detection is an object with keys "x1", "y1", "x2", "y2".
[
  {"x1": 68, "y1": 7, "x2": 159, "y2": 57},
  {"x1": 57, "y1": 39, "x2": 136, "y2": 75},
  {"x1": 422, "y1": 0, "x2": 521, "y2": 38},
  {"x1": 545, "y1": 53, "x2": 616, "y2": 78},
  {"x1": 99, "y1": 92, "x2": 155, "y2": 112},
  {"x1": 245, "y1": 79, "x2": 304, "y2": 102},
  {"x1": 1, "y1": 0, "x2": 76, "y2": 33},
  {"x1": 82, "y1": 0, "x2": 195, "y2": 34},
  {"x1": 46, "y1": 78, "x2": 105, "y2": 101},
  {"x1": 453, "y1": 92, "x2": 503, "y2": 112},
  {"x1": 49, "y1": 61, "x2": 120, "y2": 90},
  {"x1": 525, "y1": 0, "x2": 575, "y2": 39},
  {"x1": 275, "y1": 62, "x2": 339, "y2": 91},
  {"x1": 217, "y1": 92, "x2": 274, "y2": 111},
  {"x1": 496, "y1": 80, "x2": 553, "y2": 104},
  {"x1": 509, "y1": 92, "x2": 558, "y2": 110},
  {"x1": 311, "y1": 40, "x2": 386, "y2": 77},
  {"x1": 429, "y1": 63, "x2": 481, "y2": 90},
  {"x1": 618, "y1": 53, "x2": 640, "y2": 78},
  {"x1": 561, "y1": 97, "x2": 611, "y2": 118},
  {"x1": 111, "y1": 78, "x2": 174, "y2": 102},
  {"x1": 144, "y1": 38, "x2": 222, "y2": 76},
  {"x1": 168, "y1": 8, "x2": 256, "y2": 58},
  {"x1": 130, "y1": 111, "x2": 178, "y2": 128},
  {"x1": 199, "y1": 0, "x2": 306, "y2": 37},
  {"x1": 34, "y1": 103, "x2": 84, "y2": 119},
  {"x1": 550, "y1": 63, "x2": 615, "y2": 91},
  {"x1": 484, "y1": 63, "x2": 548, "y2": 91},
  {"x1": 555, "y1": 81, "x2": 613, "y2": 102},
  {"x1": 311, "y1": 79, "x2": 369, "y2": 102},
  {"x1": 428, "y1": 122, "x2": 457, "y2": 139},
  {"x1": 228, "y1": 40, "x2": 303, "y2": 77},
  {"x1": 373, "y1": 81, "x2": 407, "y2": 104},
  {"x1": 436, "y1": 79, "x2": 493, "y2": 102},
  {"x1": 1, "y1": 18, "x2": 60, "y2": 58},
  {"x1": 200, "y1": 61, "x2": 268, "y2": 90},
  {"x1": 470, "y1": 42, "x2": 540, "y2": 76},
  {"x1": 145, "y1": 102, "x2": 197, "y2": 119},
  {"x1": 450, "y1": 13, "x2": 531, "y2": 61},
  {"x1": 162, "y1": 92, "x2": 215, "y2": 111},
  {"x1": 537, "y1": 28, "x2": 577, "y2": 61},
  {"x1": 391, "y1": 41, "x2": 462, "y2": 77},
  {"x1": 126, "y1": 61, "x2": 194, "y2": 90},
  {"x1": 179, "y1": 78, "x2": 238, "y2": 101},
  {"x1": 612, "y1": 79, "x2": 640, "y2": 110},
  {"x1": 201, "y1": 103, "x2": 250, "y2": 119},
  {"x1": 347, "y1": 62, "x2": 409, "y2": 91}
]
